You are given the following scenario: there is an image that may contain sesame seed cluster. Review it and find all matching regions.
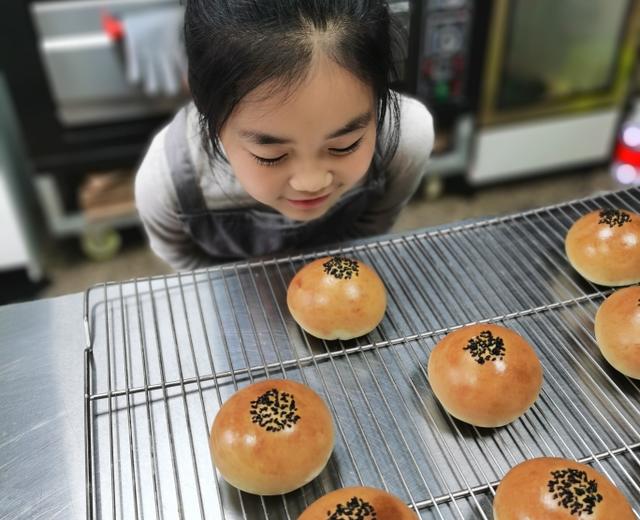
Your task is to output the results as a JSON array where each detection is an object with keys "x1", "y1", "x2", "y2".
[{"x1": 249, "y1": 388, "x2": 301, "y2": 432}]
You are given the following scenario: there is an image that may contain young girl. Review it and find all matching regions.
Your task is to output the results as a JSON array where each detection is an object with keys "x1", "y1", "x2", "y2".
[{"x1": 135, "y1": 0, "x2": 434, "y2": 271}]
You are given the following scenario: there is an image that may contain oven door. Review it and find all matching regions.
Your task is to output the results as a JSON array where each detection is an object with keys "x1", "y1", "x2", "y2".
[
  {"x1": 471, "y1": 0, "x2": 640, "y2": 184},
  {"x1": 0, "y1": 0, "x2": 186, "y2": 174},
  {"x1": 479, "y1": 0, "x2": 639, "y2": 125},
  {"x1": 31, "y1": 0, "x2": 186, "y2": 127}
]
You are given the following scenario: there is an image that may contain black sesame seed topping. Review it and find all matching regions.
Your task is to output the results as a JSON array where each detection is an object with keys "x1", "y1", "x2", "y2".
[
  {"x1": 326, "y1": 496, "x2": 377, "y2": 519},
  {"x1": 463, "y1": 330, "x2": 506, "y2": 364},
  {"x1": 598, "y1": 209, "x2": 632, "y2": 228},
  {"x1": 547, "y1": 467, "x2": 603, "y2": 516},
  {"x1": 249, "y1": 388, "x2": 300, "y2": 432},
  {"x1": 322, "y1": 256, "x2": 360, "y2": 280}
]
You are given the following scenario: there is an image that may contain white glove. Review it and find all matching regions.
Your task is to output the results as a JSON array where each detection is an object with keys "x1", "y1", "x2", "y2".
[{"x1": 122, "y1": 5, "x2": 186, "y2": 97}]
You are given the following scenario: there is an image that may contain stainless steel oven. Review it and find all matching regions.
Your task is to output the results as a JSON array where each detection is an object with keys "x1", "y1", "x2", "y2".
[
  {"x1": 1, "y1": 0, "x2": 186, "y2": 175},
  {"x1": 31, "y1": 0, "x2": 186, "y2": 128},
  {"x1": 1, "y1": 0, "x2": 190, "y2": 250}
]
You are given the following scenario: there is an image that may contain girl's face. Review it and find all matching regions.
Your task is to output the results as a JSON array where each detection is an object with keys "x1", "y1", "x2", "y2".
[{"x1": 219, "y1": 56, "x2": 377, "y2": 221}]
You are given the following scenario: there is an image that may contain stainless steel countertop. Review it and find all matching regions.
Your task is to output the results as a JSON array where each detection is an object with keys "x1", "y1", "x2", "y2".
[{"x1": 1, "y1": 293, "x2": 86, "y2": 520}]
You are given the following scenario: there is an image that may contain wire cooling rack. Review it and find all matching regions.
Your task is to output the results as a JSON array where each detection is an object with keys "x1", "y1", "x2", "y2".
[{"x1": 84, "y1": 187, "x2": 640, "y2": 519}]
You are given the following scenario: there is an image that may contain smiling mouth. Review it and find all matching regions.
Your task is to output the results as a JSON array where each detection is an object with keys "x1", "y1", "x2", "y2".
[{"x1": 286, "y1": 193, "x2": 331, "y2": 209}]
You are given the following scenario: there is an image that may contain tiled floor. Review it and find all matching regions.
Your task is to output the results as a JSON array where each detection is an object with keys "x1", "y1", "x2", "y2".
[{"x1": 37, "y1": 166, "x2": 619, "y2": 299}]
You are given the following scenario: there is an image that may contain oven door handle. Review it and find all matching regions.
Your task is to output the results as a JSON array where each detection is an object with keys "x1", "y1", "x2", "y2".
[{"x1": 41, "y1": 32, "x2": 113, "y2": 53}]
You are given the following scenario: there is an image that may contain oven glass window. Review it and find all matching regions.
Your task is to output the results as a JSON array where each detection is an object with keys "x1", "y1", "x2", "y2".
[{"x1": 497, "y1": 0, "x2": 629, "y2": 110}]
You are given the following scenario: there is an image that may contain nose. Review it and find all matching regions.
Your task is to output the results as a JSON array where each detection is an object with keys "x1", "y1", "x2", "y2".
[{"x1": 289, "y1": 168, "x2": 333, "y2": 194}]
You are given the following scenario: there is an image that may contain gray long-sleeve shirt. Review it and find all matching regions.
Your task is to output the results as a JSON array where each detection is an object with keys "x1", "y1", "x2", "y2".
[{"x1": 135, "y1": 93, "x2": 434, "y2": 270}]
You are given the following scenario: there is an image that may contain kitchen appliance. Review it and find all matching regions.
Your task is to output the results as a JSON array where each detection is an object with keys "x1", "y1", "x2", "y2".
[
  {"x1": 410, "y1": 0, "x2": 487, "y2": 128},
  {"x1": 1, "y1": 0, "x2": 186, "y2": 176},
  {"x1": 395, "y1": 0, "x2": 485, "y2": 190},
  {"x1": 471, "y1": 0, "x2": 640, "y2": 183},
  {"x1": 1, "y1": 0, "x2": 187, "y2": 249},
  {"x1": 409, "y1": 0, "x2": 640, "y2": 185}
]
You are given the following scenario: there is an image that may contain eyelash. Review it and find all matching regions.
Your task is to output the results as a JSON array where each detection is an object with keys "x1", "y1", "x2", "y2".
[
  {"x1": 253, "y1": 154, "x2": 287, "y2": 167},
  {"x1": 331, "y1": 137, "x2": 363, "y2": 156},
  {"x1": 252, "y1": 138, "x2": 364, "y2": 167}
]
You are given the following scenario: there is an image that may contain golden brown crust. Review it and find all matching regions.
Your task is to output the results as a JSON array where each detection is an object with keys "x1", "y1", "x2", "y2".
[
  {"x1": 493, "y1": 457, "x2": 635, "y2": 519},
  {"x1": 427, "y1": 324, "x2": 543, "y2": 427},
  {"x1": 287, "y1": 256, "x2": 387, "y2": 340},
  {"x1": 210, "y1": 379, "x2": 334, "y2": 495},
  {"x1": 565, "y1": 209, "x2": 640, "y2": 286},
  {"x1": 299, "y1": 486, "x2": 419, "y2": 519},
  {"x1": 594, "y1": 285, "x2": 640, "y2": 379}
]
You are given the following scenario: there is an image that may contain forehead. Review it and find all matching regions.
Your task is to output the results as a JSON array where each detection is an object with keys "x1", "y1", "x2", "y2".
[{"x1": 227, "y1": 57, "x2": 376, "y2": 135}]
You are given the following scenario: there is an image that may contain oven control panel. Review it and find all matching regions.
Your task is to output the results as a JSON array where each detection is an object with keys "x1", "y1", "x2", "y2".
[{"x1": 417, "y1": 0, "x2": 473, "y2": 107}]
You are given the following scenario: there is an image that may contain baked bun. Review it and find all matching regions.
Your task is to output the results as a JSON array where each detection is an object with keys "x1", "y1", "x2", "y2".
[
  {"x1": 493, "y1": 457, "x2": 635, "y2": 519},
  {"x1": 299, "y1": 486, "x2": 418, "y2": 519},
  {"x1": 565, "y1": 208, "x2": 640, "y2": 286},
  {"x1": 287, "y1": 256, "x2": 386, "y2": 340},
  {"x1": 210, "y1": 379, "x2": 334, "y2": 495},
  {"x1": 594, "y1": 285, "x2": 640, "y2": 378},
  {"x1": 427, "y1": 324, "x2": 543, "y2": 427}
]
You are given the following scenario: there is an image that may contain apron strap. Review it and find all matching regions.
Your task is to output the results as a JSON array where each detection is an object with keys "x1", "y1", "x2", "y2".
[{"x1": 165, "y1": 107, "x2": 208, "y2": 214}]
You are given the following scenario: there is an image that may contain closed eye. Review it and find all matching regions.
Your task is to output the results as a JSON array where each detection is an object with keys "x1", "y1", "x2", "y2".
[
  {"x1": 251, "y1": 136, "x2": 363, "y2": 166},
  {"x1": 330, "y1": 137, "x2": 363, "y2": 155},
  {"x1": 252, "y1": 153, "x2": 287, "y2": 167}
]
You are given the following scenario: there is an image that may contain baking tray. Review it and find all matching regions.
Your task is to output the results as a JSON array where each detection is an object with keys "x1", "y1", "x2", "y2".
[{"x1": 84, "y1": 186, "x2": 640, "y2": 518}]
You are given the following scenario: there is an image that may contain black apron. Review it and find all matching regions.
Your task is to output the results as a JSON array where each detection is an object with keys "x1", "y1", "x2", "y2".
[{"x1": 166, "y1": 107, "x2": 386, "y2": 262}]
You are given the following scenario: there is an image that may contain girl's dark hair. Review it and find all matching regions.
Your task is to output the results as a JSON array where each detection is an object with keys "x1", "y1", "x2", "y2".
[{"x1": 184, "y1": 0, "x2": 401, "y2": 167}]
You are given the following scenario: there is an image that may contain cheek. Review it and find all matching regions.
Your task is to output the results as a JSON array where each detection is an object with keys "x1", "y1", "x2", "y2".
[
  {"x1": 337, "y1": 139, "x2": 376, "y2": 183},
  {"x1": 224, "y1": 147, "x2": 283, "y2": 200}
]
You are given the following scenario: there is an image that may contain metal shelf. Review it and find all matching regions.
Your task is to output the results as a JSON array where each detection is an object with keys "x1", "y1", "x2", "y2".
[{"x1": 84, "y1": 186, "x2": 640, "y2": 519}]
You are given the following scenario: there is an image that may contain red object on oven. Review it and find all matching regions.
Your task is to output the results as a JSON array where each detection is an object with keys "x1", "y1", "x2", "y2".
[{"x1": 101, "y1": 11, "x2": 124, "y2": 41}]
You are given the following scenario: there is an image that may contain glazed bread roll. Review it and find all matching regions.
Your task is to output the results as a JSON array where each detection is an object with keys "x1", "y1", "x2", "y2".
[
  {"x1": 427, "y1": 323, "x2": 543, "y2": 427},
  {"x1": 493, "y1": 457, "x2": 635, "y2": 519},
  {"x1": 594, "y1": 285, "x2": 640, "y2": 379},
  {"x1": 287, "y1": 256, "x2": 386, "y2": 340},
  {"x1": 299, "y1": 486, "x2": 418, "y2": 519},
  {"x1": 210, "y1": 379, "x2": 334, "y2": 495},
  {"x1": 565, "y1": 208, "x2": 640, "y2": 286}
]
